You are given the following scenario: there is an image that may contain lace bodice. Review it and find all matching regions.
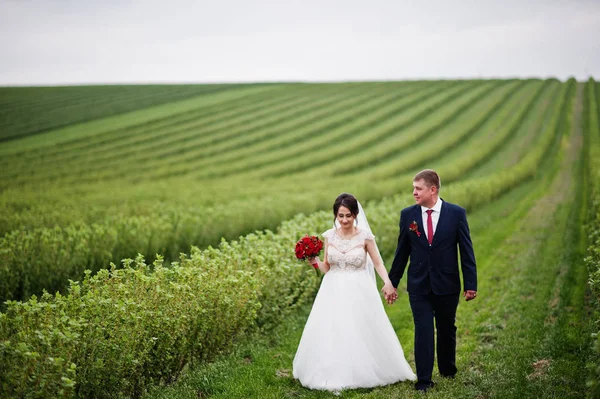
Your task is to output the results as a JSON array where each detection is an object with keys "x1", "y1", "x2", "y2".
[{"x1": 323, "y1": 228, "x2": 375, "y2": 272}]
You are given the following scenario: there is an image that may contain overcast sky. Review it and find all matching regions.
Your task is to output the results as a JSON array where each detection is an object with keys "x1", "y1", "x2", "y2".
[{"x1": 1, "y1": 0, "x2": 598, "y2": 85}]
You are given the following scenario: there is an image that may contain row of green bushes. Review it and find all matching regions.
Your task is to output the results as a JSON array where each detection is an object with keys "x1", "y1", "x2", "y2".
[
  {"x1": 185, "y1": 81, "x2": 481, "y2": 181},
  {"x1": 0, "y1": 81, "x2": 562, "y2": 309},
  {"x1": 584, "y1": 78, "x2": 600, "y2": 398},
  {"x1": 365, "y1": 79, "x2": 549, "y2": 180},
  {"x1": 0, "y1": 189, "x2": 330, "y2": 303},
  {"x1": 0, "y1": 79, "x2": 573, "y2": 398},
  {"x1": 0, "y1": 212, "x2": 330, "y2": 399},
  {"x1": 0, "y1": 82, "x2": 476, "y2": 236},
  {"x1": 0, "y1": 82, "x2": 396, "y2": 164},
  {"x1": 0, "y1": 83, "x2": 254, "y2": 142},
  {"x1": 0, "y1": 82, "x2": 430, "y2": 186},
  {"x1": 247, "y1": 80, "x2": 514, "y2": 180},
  {"x1": 332, "y1": 79, "x2": 528, "y2": 177},
  {"x1": 0, "y1": 81, "x2": 569, "y2": 304}
]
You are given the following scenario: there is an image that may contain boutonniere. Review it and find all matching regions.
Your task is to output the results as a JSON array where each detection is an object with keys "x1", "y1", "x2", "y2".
[{"x1": 409, "y1": 221, "x2": 421, "y2": 237}]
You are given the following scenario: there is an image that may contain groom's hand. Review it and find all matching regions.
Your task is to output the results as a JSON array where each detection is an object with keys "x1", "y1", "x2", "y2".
[
  {"x1": 384, "y1": 293, "x2": 396, "y2": 305},
  {"x1": 381, "y1": 283, "x2": 397, "y2": 305},
  {"x1": 463, "y1": 290, "x2": 477, "y2": 301}
]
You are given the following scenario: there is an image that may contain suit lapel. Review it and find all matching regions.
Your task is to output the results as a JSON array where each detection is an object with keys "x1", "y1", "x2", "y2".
[{"x1": 412, "y1": 205, "x2": 428, "y2": 245}]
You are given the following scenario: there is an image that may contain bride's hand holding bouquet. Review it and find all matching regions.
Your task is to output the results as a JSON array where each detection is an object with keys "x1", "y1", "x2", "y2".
[{"x1": 295, "y1": 235, "x2": 324, "y2": 276}]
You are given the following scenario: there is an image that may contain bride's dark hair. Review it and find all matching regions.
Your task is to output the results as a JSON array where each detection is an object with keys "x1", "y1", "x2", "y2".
[{"x1": 333, "y1": 193, "x2": 359, "y2": 223}]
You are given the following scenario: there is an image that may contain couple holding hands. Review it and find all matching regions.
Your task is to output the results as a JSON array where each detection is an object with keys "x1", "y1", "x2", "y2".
[{"x1": 293, "y1": 169, "x2": 478, "y2": 393}]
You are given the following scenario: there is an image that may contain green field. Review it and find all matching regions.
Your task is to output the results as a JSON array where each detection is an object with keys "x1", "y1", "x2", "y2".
[{"x1": 1, "y1": 79, "x2": 599, "y2": 398}]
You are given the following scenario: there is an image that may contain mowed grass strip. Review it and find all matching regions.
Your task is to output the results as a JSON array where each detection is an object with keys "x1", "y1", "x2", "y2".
[
  {"x1": 149, "y1": 81, "x2": 463, "y2": 181},
  {"x1": 352, "y1": 78, "x2": 571, "y2": 205},
  {"x1": 327, "y1": 79, "x2": 532, "y2": 179},
  {"x1": 363, "y1": 79, "x2": 542, "y2": 179},
  {"x1": 0, "y1": 84, "x2": 360, "y2": 185},
  {"x1": 0, "y1": 84, "x2": 240, "y2": 115},
  {"x1": 464, "y1": 79, "x2": 562, "y2": 178},
  {"x1": 528, "y1": 81, "x2": 591, "y2": 398},
  {"x1": 0, "y1": 84, "x2": 282, "y2": 157},
  {"x1": 2, "y1": 82, "x2": 432, "y2": 186},
  {"x1": 103, "y1": 82, "x2": 433, "y2": 183},
  {"x1": 0, "y1": 84, "x2": 299, "y2": 167},
  {"x1": 1, "y1": 87, "x2": 355, "y2": 185},
  {"x1": 269, "y1": 80, "x2": 507, "y2": 179},
  {"x1": 0, "y1": 84, "x2": 252, "y2": 142},
  {"x1": 426, "y1": 79, "x2": 559, "y2": 179},
  {"x1": 440, "y1": 83, "x2": 588, "y2": 399},
  {"x1": 323, "y1": 79, "x2": 514, "y2": 177},
  {"x1": 197, "y1": 81, "x2": 486, "y2": 180},
  {"x1": 0, "y1": 83, "x2": 317, "y2": 175}
]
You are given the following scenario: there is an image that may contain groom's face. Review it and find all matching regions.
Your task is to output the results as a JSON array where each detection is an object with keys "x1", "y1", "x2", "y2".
[{"x1": 413, "y1": 179, "x2": 437, "y2": 208}]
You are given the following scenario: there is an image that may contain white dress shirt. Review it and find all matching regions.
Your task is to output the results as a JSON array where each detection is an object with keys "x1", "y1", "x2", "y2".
[{"x1": 421, "y1": 198, "x2": 443, "y2": 242}]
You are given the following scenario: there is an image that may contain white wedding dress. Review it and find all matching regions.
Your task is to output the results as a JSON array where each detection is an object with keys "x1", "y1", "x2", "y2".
[{"x1": 293, "y1": 228, "x2": 416, "y2": 391}]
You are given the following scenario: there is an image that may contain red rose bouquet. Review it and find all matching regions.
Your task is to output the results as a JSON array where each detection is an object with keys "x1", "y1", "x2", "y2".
[{"x1": 295, "y1": 235, "x2": 324, "y2": 275}]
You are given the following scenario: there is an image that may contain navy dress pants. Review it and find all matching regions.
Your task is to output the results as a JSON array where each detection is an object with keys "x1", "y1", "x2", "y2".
[{"x1": 408, "y1": 292, "x2": 460, "y2": 384}]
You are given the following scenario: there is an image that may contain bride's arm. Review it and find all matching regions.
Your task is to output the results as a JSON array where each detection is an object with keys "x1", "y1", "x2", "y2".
[
  {"x1": 365, "y1": 239, "x2": 395, "y2": 294},
  {"x1": 310, "y1": 238, "x2": 330, "y2": 273}
]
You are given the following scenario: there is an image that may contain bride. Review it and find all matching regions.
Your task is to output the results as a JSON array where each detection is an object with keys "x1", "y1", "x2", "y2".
[{"x1": 293, "y1": 193, "x2": 416, "y2": 391}]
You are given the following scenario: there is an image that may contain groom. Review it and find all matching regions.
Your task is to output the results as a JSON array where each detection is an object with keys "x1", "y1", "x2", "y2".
[{"x1": 386, "y1": 169, "x2": 477, "y2": 392}]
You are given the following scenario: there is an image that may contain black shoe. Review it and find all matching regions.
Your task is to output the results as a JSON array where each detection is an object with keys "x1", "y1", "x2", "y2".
[
  {"x1": 415, "y1": 381, "x2": 435, "y2": 391},
  {"x1": 440, "y1": 373, "x2": 456, "y2": 379}
]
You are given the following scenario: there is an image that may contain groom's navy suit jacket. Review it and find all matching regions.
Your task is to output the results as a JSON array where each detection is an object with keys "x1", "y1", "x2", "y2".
[{"x1": 389, "y1": 200, "x2": 477, "y2": 295}]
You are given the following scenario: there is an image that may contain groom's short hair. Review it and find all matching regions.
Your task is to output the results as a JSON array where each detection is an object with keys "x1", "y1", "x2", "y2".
[{"x1": 413, "y1": 169, "x2": 440, "y2": 191}]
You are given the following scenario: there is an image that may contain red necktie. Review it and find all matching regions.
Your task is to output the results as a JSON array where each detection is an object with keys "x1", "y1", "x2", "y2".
[{"x1": 426, "y1": 209, "x2": 434, "y2": 245}]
